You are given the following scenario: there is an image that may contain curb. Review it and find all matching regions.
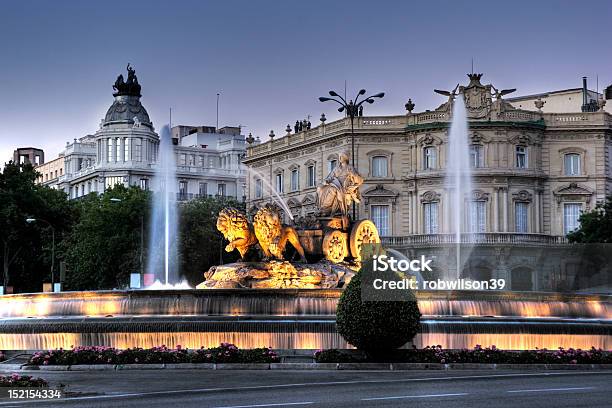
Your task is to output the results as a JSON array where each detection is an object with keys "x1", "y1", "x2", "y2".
[{"x1": 7, "y1": 363, "x2": 612, "y2": 371}]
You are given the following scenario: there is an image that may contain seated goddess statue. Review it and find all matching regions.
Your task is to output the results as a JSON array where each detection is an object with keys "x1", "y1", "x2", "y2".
[{"x1": 316, "y1": 152, "x2": 363, "y2": 218}]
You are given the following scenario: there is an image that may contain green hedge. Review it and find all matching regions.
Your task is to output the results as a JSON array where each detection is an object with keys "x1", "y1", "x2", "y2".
[{"x1": 336, "y1": 268, "x2": 421, "y2": 353}]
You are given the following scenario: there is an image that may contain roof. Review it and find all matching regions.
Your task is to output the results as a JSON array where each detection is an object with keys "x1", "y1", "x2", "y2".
[{"x1": 508, "y1": 87, "x2": 600, "y2": 101}]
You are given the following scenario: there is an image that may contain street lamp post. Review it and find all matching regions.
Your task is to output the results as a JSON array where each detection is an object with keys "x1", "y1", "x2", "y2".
[
  {"x1": 26, "y1": 218, "x2": 56, "y2": 291},
  {"x1": 319, "y1": 89, "x2": 384, "y2": 219}
]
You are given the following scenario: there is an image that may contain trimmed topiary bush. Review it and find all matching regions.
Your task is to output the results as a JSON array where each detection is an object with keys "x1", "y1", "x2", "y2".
[{"x1": 336, "y1": 266, "x2": 421, "y2": 354}]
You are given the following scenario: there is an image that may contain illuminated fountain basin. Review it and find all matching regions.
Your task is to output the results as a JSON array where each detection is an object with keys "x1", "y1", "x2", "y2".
[{"x1": 0, "y1": 290, "x2": 610, "y2": 350}]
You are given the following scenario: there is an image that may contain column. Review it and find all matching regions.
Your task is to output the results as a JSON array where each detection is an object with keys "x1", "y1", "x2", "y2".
[
  {"x1": 493, "y1": 187, "x2": 499, "y2": 232},
  {"x1": 502, "y1": 188, "x2": 509, "y2": 232},
  {"x1": 443, "y1": 189, "x2": 450, "y2": 233}
]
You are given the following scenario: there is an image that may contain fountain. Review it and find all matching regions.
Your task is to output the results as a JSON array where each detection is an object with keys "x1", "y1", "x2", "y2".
[
  {"x1": 146, "y1": 125, "x2": 180, "y2": 286},
  {"x1": 247, "y1": 167, "x2": 294, "y2": 220},
  {"x1": 0, "y1": 75, "x2": 610, "y2": 352},
  {"x1": 446, "y1": 95, "x2": 473, "y2": 279}
]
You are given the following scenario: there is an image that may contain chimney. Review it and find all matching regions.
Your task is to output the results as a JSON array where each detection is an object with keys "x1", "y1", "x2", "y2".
[{"x1": 582, "y1": 76, "x2": 588, "y2": 107}]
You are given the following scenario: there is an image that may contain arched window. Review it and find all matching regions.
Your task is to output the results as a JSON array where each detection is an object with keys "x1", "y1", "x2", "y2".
[{"x1": 371, "y1": 156, "x2": 388, "y2": 177}]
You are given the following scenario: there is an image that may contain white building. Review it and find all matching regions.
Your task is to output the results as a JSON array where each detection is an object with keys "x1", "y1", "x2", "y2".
[{"x1": 37, "y1": 66, "x2": 246, "y2": 201}]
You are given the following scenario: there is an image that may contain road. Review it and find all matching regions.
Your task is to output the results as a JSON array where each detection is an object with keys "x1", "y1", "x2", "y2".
[{"x1": 0, "y1": 369, "x2": 609, "y2": 408}]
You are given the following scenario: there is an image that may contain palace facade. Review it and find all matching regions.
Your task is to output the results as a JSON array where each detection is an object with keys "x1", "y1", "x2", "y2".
[{"x1": 244, "y1": 74, "x2": 612, "y2": 291}]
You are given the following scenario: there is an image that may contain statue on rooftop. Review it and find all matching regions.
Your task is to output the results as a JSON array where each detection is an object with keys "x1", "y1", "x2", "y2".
[{"x1": 112, "y1": 64, "x2": 142, "y2": 97}]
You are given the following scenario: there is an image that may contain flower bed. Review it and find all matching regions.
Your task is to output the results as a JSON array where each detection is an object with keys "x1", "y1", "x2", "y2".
[
  {"x1": 29, "y1": 343, "x2": 279, "y2": 366},
  {"x1": 314, "y1": 345, "x2": 612, "y2": 364},
  {"x1": 0, "y1": 374, "x2": 48, "y2": 387}
]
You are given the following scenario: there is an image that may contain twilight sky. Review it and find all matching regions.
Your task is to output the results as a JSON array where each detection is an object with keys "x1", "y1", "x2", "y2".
[{"x1": 1, "y1": 0, "x2": 611, "y2": 163}]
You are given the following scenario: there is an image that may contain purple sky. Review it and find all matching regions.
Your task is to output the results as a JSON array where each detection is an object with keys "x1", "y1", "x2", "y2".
[{"x1": 1, "y1": 0, "x2": 611, "y2": 163}]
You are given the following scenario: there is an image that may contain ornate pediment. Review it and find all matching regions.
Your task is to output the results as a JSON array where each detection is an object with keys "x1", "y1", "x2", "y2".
[
  {"x1": 553, "y1": 183, "x2": 593, "y2": 206},
  {"x1": 421, "y1": 190, "x2": 441, "y2": 203},
  {"x1": 471, "y1": 132, "x2": 491, "y2": 144},
  {"x1": 508, "y1": 132, "x2": 532, "y2": 145},
  {"x1": 363, "y1": 184, "x2": 399, "y2": 198},
  {"x1": 287, "y1": 198, "x2": 301, "y2": 208},
  {"x1": 471, "y1": 189, "x2": 490, "y2": 201},
  {"x1": 554, "y1": 182, "x2": 593, "y2": 196},
  {"x1": 512, "y1": 190, "x2": 533, "y2": 202},
  {"x1": 301, "y1": 194, "x2": 316, "y2": 206},
  {"x1": 417, "y1": 133, "x2": 443, "y2": 146}
]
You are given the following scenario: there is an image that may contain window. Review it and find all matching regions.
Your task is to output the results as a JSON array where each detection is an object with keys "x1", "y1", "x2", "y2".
[
  {"x1": 468, "y1": 201, "x2": 486, "y2": 232},
  {"x1": 515, "y1": 202, "x2": 528, "y2": 233},
  {"x1": 134, "y1": 138, "x2": 142, "y2": 162},
  {"x1": 371, "y1": 156, "x2": 388, "y2": 177},
  {"x1": 179, "y1": 154, "x2": 187, "y2": 166},
  {"x1": 424, "y1": 147, "x2": 437, "y2": 170},
  {"x1": 198, "y1": 156, "x2": 205, "y2": 167},
  {"x1": 564, "y1": 153, "x2": 581, "y2": 175},
  {"x1": 516, "y1": 146, "x2": 527, "y2": 168},
  {"x1": 423, "y1": 202, "x2": 439, "y2": 234},
  {"x1": 275, "y1": 173, "x2": 284, "y2": 193},
  {"x1": 115, "y1": 138, "x2": 121, "y2": 161},
  {"x1": 140, "y1": 178, "x2": 149, "y2": 190},
  {"x1": 328, "y1": 159, "x2": 337, "y2": 174},
  {"x1": 469, "y1": 145, "x2": 484, "y2": 168},
  {"x1": 107, "y1": 139, "x2": 113, "y2": 162},
  {"x1": 199, "y1": 182, "x2": 208, "y2": 197},
  {"x1": 105, "y1": 176, "x2": 123, "y2": 189},
  {"x1": 179, "y1": 181, "x2": 188, "y2": 199},
  {"x1": 218, "y1": 183, "x2": 226, "y2": 197},
  {"x1": 255, "y1": 179, "x2": 263, "y2": 198},
  {"x1": 124, "y1": 138, "x2": 130, "y2": 161},
  {"x1": 60, "y1": 168, "x2": 62, "y2": 176},
  {"x1": 307, "y1": 165, "x2": 316, "y2": 187},
  {"x1": 290, "y1": 169, "x2": 299, "y2": 191},
  {"x1": 563, "y1": 203, "x2": 581, "y2": 234},
  {"x1": 371, "y1": 205, "x2": 390, "y2": 236}
]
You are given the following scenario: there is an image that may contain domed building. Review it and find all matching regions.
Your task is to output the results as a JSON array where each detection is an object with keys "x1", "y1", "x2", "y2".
[{"x1": 38, "y1": 66, "x2": 246, "y2": 201}]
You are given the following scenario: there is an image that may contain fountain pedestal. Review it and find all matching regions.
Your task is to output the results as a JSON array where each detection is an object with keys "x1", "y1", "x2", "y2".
[{"x1": 197, "y1": 260, "x2": 356, "y2": 289}]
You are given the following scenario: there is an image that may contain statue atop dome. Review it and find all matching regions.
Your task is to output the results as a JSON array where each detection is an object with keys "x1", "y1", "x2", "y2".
[{"x1": 112, "y1": 64, "x2": 142, "y2": 97}]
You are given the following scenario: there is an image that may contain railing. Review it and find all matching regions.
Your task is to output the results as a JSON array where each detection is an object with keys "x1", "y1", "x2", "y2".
[
  {"x1": 544, "y1": 112, "x2": 612, "y2": 127},
  {"x1": 498, "y1": 110, "x2": 541, "y2": 121},
  {"x1": 382, "y1": 233, "x2": 569, "y2": 246}
]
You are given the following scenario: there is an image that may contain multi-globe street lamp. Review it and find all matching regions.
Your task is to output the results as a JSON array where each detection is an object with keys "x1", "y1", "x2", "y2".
[
  {"x1": 25, "y1": 218, "x2": 56, "y2": 291},
  {"x1": 319, "y1": 88, "x2": 384, "y2": 219}
]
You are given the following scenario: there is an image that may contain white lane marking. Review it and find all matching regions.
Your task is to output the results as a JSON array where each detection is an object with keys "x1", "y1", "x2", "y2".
[
  {"x1": 507, "y1": 386, "x2": 595, "y2": 393},
  {"x1": 363, "y1": 393, "x2": 468, "y2": 400},
  {"x1": 213, "y1": 403, "x2": 313, "y2": 408},
  {"x1": 0, "y1": 371, "x2": 608, "y2": 406}
]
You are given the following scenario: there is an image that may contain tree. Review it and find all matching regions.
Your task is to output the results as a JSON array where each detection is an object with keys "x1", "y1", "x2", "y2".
[
  {"x1": 567, "y1": 196, "x2": 612, "y2": 243},
  {"x1": 0, "y1": 161, "x2": 74, "y2": 292},
  {"x1": 336, "y1": 262, "x2": 421, "y2": 355},
  {"x1": 179, "y1": 196, "x2": 243, "y2": 286},
  {"x1": 63, "y1": 185, "x2": 149, "y2": 290}
]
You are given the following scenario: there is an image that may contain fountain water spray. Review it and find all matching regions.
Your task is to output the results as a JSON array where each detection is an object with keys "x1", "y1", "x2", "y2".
[
  {"x1": 445, "y1": 96, "x2": 473, "y2": 279},
  {"x1": 146, "y1": 125, "x2": 180, "y2": 286},
  {"x1": 247, "y1": 167, "x2": 294, "y2": 220}
]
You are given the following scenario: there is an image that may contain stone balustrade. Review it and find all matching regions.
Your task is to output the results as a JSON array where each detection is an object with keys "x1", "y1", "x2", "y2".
[{"x1": 381, "y1": 233, "x2": 569, "y2": 247}]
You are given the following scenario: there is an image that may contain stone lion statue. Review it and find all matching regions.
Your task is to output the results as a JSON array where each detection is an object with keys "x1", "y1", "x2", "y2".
[
  {"x1": 216, "y1": 208, "x2": 259, "y2": 260},
  {"x1": 253, "y1": 205, "x2": 307, "y2": 262}
]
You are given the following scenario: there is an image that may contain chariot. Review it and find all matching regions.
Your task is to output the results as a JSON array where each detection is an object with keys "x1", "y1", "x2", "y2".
[{"x1": 296, "y1": 216, "x2": 381, "y2": 264}]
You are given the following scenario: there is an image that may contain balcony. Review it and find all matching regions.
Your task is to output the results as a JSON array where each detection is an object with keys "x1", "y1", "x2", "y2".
[{"x1": 381, "y1": 233, "x2": 569, "y2": 247}]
